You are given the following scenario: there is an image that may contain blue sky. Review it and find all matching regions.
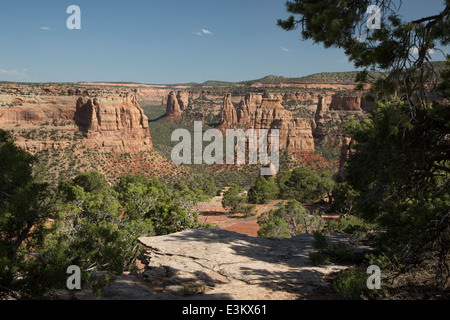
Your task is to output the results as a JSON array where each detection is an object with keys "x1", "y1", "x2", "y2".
[{"x1": 0, "y1": 0, "x2": 448, "y2": 84}]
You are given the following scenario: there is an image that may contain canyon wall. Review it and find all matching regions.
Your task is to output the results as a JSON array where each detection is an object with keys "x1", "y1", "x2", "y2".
[
  {"x1": 0, "y1": 90, "x2": 153, "y2": 154},
  {"x1": 220, "y1": 93, "x2": 315, "y2": 153}
]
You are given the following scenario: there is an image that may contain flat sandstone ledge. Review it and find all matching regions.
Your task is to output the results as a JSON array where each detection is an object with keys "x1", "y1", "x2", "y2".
[
  {"x1": 56, "y1": 228, "x2": 366, "y2": 300},
  {"x1": 132, "y1": 229, "x2": 363, "y2": 300}
]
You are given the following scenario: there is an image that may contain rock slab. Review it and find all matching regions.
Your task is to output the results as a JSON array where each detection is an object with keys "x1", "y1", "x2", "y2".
[{"x1": 130, "y1": 229, "x2": 356, "y2": 300}]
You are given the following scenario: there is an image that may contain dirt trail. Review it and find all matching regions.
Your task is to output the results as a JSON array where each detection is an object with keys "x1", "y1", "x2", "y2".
[{"x1": 197, "y1": 194, "x2": 282, "y2": 237}]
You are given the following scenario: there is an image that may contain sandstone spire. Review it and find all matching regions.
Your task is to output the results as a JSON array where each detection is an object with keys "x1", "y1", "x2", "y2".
[
  {"x1": 166, "y1": 91, "x2": 182, "y2": 118},
  {"x1": 220, "y1": 93, "x2": 237, "y2": 126}
]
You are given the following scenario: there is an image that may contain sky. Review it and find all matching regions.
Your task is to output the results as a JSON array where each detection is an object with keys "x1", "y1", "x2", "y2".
[{"x1": 0, "y1": 0, "x2": 448, "y2": 84}]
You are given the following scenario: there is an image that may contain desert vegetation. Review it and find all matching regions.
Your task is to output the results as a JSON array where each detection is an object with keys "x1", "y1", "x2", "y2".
[
  {"x1": 276, "y1": 0, "x2": 450, "y2": 299},
  {"x1": 0, "y1": 130, "x2": 219, "y2": 298}
]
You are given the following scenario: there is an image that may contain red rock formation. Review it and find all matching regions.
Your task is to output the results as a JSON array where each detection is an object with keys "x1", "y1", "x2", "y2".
[
  {"x1": 220, "y1": 93, "x2": 238, "y2": 126},
  {"x1": 75, "y1": 94, "x2": 153, "y2": 153},
  {"x1": 329, "y1": 95, "x2": 362, "y2": 111},
  {"x1": 236, "y1": 93, "x2": 262, "y2": 125},
  {"x1": 314, "y1": 95, "x2": 330, "y2": 130},
  {"x1": 338, "y1": 136, "x2": 354, "y2": 171},
  {"x1": 15, "y1": 141, "x2": 73, "y2": 154},
  {"x1": 0, "y1": 96, "x2": 76, "y2": 125},
  {"x1": 286, "y1": 118, "x2": 315, "y2": 152},
  {"x1": 221, "y1": 95, "x2": 315, "y2": 153},
  {"x1": 166, "y1": 91, "x2": 182, "y2": 119},
  {"x1": 176, "y1": 91, "x2": 190, "y2": 111},
  {"x1": 282, "y1": 91, "x2": 321, "y2": 104}
]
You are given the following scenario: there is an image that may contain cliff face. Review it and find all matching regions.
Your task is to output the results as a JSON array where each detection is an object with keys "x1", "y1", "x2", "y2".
[
  {"x1": 75, "y1": 94, "x2": 153, "y2": 153},
  {"x1": 176, "y1": 91, "x2": 190, "y2": 111},
  {"x1": 328, "y1": 94, "x2": 377, "y2": 112},
  {"x1": 283, "y1": 91, "x2": 319, "y2": 102},
  {"x1": 236, "y1": 93, "x2": 262, "y2": 125},
  {"x1": 286, "y1": 118, "x2": 316, "y2": 152},
  {"x1": 0, "y1": 95, "x2": 76, "y2": 125},
  {"x1": 220, "y1": 93, "x2": 238, "y2": 126},
  {"x1": 0, "y1": 87, "x2": 154, "y2": 155},
  {"x1": 221, "y1": 94, "x2": 315, "y2": 153},
  {"x1": 329, "y1": 95, "x2": 362, "y2": 111}
]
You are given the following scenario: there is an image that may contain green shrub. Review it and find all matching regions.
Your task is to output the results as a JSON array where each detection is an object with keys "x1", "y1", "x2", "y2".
[
  {"x1": 311, "y1": 231, "x2": 329, "y2": 251},
  {"x1": 182, "y1": 284, "x2": 206, "y2": 296},
  {"x1": 323, "y1": 219, "x2": 339, "y2": 235},
  {"x1": 338, "y1": 215, "x2": 373, "y2": 235},
  {"x1": 309, "y1": 251, "x2": 330, "y2": 266},
  {"x1": 333, "y1": 267, "x2": 371, "y2": 300},
  {"x1": 222, "y1": 184, "x2": 247, "y2": 213},
  {"x1": 248, "y1": 176, "x2": 279, "y2": 204},
  {"x1": 324, "y1": 215, "x2": 375, "y2": 236},
  {"x1": 258, "y1": 200, "x2": 325, "y2": 237},
  {"x1": 257, "y1": 215, "x2": 291, "y2": 238},
  {"x1": 276, "y1": 166, "x2": 333, "y2": 203},
  {"x1": 240, "y1": 204, "x2": 256, "y2": 217},
  {"x1": 309, "y1": 231, "x2": 359, "y2": 265}
]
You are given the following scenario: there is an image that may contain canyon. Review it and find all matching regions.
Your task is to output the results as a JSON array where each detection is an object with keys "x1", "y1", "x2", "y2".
[
  {"x1": 0, "y1": 78, "x2": 374, "y2": 184},
  {"x1": 163, "y1": 88, "x2": 372, "y2": 160}
]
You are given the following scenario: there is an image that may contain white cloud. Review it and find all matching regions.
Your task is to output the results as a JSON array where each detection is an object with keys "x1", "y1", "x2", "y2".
[
  {"x1": 201, "y1": 29, "x2": 213, "y2": 35},
  {"x1": 410, "y1": 47, "x2": 435, "y2": 55},
  {"x1": 193, "y1": 29, "x2": 213, "y2": 36},
  {"x1": 0, "y1": 69, "x2": 26, "y2": 76},
  {"x1": 280, "y1": 47, "x2": 289, "y2": 52},
  {"x1": 0, "y1": 68, "x2": 29, "y2": 81},
  {"x1": 40, "y1": 26, "x2": 50, "y2": 30}
]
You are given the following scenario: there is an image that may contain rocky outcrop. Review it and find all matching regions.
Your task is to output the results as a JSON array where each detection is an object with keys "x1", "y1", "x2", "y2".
[
  {"x1": 338, "y1": 136, "x2": 354, "y2": 171},
  {"x1": 166, "y1": 91, "x2": 182, "y2": 119},
  {"x1": 236, "y1": 93, "x2": 262, "y2": 125},
  {"x1": 314, "y1": 95, "x2": 329, "y2": 130},
  {"x1": 55, "y1": 228, "x2": 370, "y2": 300},
  {"x1": 329, "y1": 95, "x2": 362, "y2": 111},
  {"x1": 286, "y1": 118, "x2": 316, "y2": 152},
  {"x1": 129, "y1": 229, "x2": 364, "y2": 300},
  {"x1": 176, "y1": 91, "x2": 190, "y2": 111},
  {"x1": 74, "y1": 94, "x2": 153, "y2": 153},
  {"x1": 329, "y1": 94, "x2": 376, "y2": 112},
  {"x1": 0, "y1": 96, "x2": 76, "y2": 125},
  {"x1": 220, "y1": 93, "x2": 238, "y2": 126},
  {"x1": 15, "y1": 141, "x2": 74, "y2": 154},
  {"x1": 165, "y1": 91, "x2": 192, "y2": 117},
  {"x1": 221, "y1": 94, "x2": 315, "y2": 153},
  {"x1": 283, "y1": 91, "x2": 319, "y2": 103}
]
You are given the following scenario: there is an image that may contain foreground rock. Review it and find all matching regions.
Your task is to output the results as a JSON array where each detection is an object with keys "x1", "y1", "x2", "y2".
[{"x1": 77, "y1": 229, "x2": 365, "y2": 300}]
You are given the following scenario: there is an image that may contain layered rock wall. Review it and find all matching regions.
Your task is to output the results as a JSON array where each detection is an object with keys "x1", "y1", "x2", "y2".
[
  {"x1": 75, "y1": 94, "x2": 153, "y2": 153},
  {"x1": 0, "y1": 95, "x2": 76, "y2": 125},
  {"x1": 221, "y1": 93, "x2": 315, "y2": 153},
  {"x1": 220, "y1": 93, "x2": 238, "y2": 126}
]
